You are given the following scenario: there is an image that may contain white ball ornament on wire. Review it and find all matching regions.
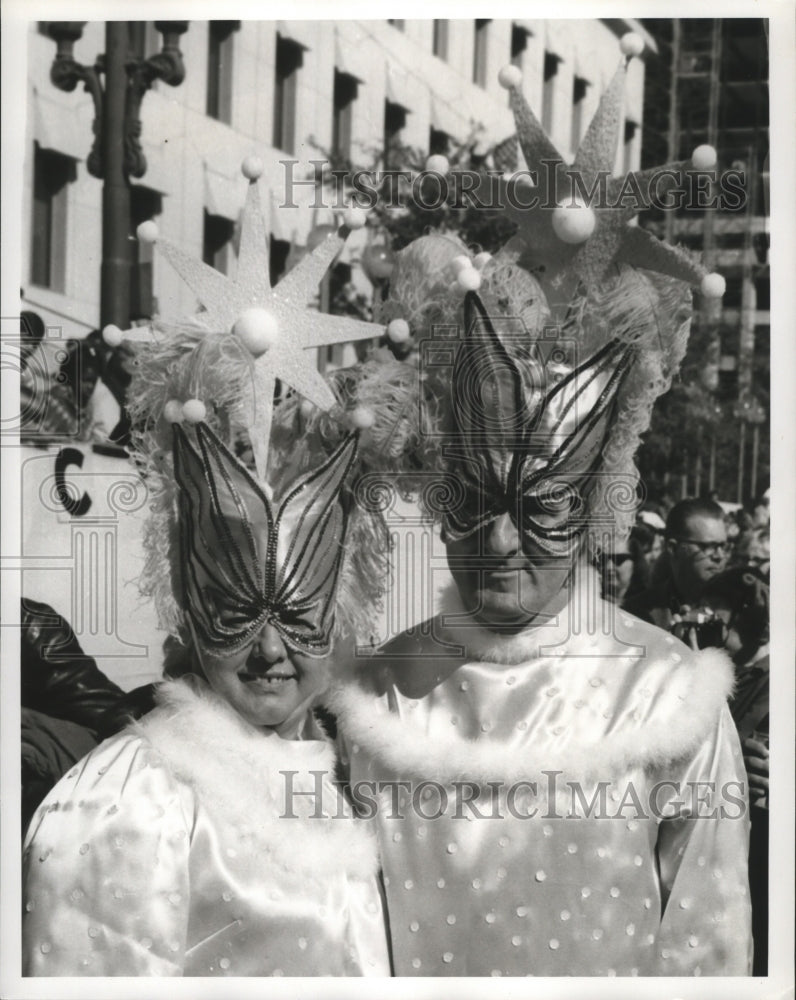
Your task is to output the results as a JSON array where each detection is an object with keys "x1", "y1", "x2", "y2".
[
  {"x1": 456, "y1": 267, "x2": 482, "y2": 292},
  {"x1": 498, "y1": 64, "x2": 523, "y2": 90},
  {"x1": 163, "y1": 399, "x2": 185, "y2": 424},
  {"x1": 451, "y1": 255, "x2": 472, "y2": 273},
  {"x1": 552, "y1": 200, "x2": 597, "y2": 245},
  {"x1": 136, "y1": 220, "x2": 159, "y2": 244},
  {"x1": 691, "y1": 145, "x2": 717, "y2": 170},
  {"x1": 387, "y1": 319, "x2": 411, "y2": 344},
  {"x1": 181, "y1": 399, "x2": 207, "y2": 424},
  {"x1": 102, "y1": 324, "x2": 124, "y2": 348},
  {"x1": 350, "y1": 406, "x2": 375, "y2": 430},
  {"x1": 343, "y1": 205, "x2": 367, "y2": 230},
  {"x1": 700, "y1": 272, "x2": 726, "y2": 299},
  {"x1": 233, "y1": 307, "x2": 280, "y2": 357},
  {"x1": 620, "y1": 33, "x2": 645, "y2": 58},
  {"x1": 241, "y1": 156, "x2": 264, "y2": 181},
  {"x1": 425, "y1": 154, "x2": 450, "y2": 175}
]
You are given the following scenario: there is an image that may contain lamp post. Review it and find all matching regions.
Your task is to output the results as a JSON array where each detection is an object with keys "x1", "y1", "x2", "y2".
[{"x1": 47, "y1": 21, "x2": 188, "y2": 330}]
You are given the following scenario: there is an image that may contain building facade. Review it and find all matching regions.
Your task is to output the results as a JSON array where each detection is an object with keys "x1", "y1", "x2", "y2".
[{"x1": 24, "y1": 18, "x2": 651, "y2": 338}]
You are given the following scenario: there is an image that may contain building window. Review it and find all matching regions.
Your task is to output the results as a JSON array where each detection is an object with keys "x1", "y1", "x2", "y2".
[
  {"x1": 332, "y1": 71, "x2": 359, "y2": 163},
  {"x1": 511, "y1": 24, "x2": 529, "y2": 68},
  {"x1": 473, "y1": 19, "x2": 491, "y2": 88},
  {"x1": 571, "y1": 77, "x2": 589, "y2": 152},
  {"x1": 384, "y1": 100, "x2": 407, "y2": 168},
  {"x1": 433, "y1": 20, "x2": 449, "y2": 60},
  {"x1": 273, "y1": 35, "x2": 303, "y2": 155},
  {"x1": 203, "y1": 211, "x2": 235, "y2": 275},
  {"x1": 129, "y1": 185, "x2": 162, "y2": 321},
  {"x1": 429, "y1": 127, "x2": 450, "y2": 157},
  {"x1": 623, "y1": 119, "x2": 639, "y2": 173},
  {"x1": 269, "y1": 236, "x2": 291, "y2": 287},
  {"x1": 30, "y1": 143, "x2": 75, "y2": 293},
  {"x1": 388, "y1": 20, "x2": 405, "y2": 30},
  {"x1": 542, "y1": 52, "x2": 560, "y2": 134},
  {"x1": 207, "y1": 21, "x2": 239, "y2": 123}
]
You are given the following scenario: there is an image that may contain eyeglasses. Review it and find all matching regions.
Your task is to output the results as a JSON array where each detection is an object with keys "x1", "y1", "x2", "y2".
[{"x1": 674, "y1": 538, "x2": 729, "y2": 557}]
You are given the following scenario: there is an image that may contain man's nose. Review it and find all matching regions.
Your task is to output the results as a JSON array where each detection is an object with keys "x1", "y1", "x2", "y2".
[
  {"x1": 484, "y1": 513, "x2": 520, "y2": 556},
  {"x1": 255, "y1": 623, "x2": 287, "y2": 664}
]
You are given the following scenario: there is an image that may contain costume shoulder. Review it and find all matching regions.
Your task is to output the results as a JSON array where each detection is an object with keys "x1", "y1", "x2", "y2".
[
  {"x1": 134, "y1": 678, "x2": 381, "y2": 881},
  {"x1": 330, "y1": 605, "x2": 736, "y2": 785}
]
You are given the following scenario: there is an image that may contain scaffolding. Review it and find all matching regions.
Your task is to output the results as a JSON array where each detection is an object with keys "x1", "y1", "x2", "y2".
[{"x1": 650, "y1": 18, "x2": 769, "y2": 503}]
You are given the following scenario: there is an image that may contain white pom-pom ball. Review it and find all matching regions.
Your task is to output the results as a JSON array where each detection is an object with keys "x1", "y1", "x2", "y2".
[
  {"x1": 241, "y1": 156, "x2": 264, "y2": 180},
  {"x1": 456, "y1": 268, "x2": 482, "y2": 292},
  {"x1": 691, "y1": 144, "x2": 717, "y2": 170},
  {"x1": 551, "y1": 200, "x2": 596, "y2": 244},
  {"x1": 163, "y1": 399, "x2": 184, "y2": 424},
  {"x1": 387, "y1": 319, "x2": 411, "y2": 344},
  {"x1": 620, "y1": 32, "x2": 645, "y2": 58},
  {"x1": 233, "y1": 307, "x2": 280, "y2": 357},
  {"x1": 181, "y1": 399, "x2": 207, "y2": 424},
  {"x1": 299, "y1": 399, "x2": 315, "y2": 419},
  {"x1": 350, "y1": 406, "x2": 375, "y2": 430},
  {"x1": 425, "y1": 154, "x2": 450, "y2": 175},
  {"x1": 343, "y1": 205, "x2": 367, "y2": 230},
  {"x1": 136, "y1": 220, "x2": 159, "y2": 244},
  {"x1": 700, "y1": 272, "x2": 726, "y2": 299},
  {"x1": 102, "y1": 324, "x2": 124, "y2": 348},
  {"x1": 451, "y1": 255, "x2": 472, "y2": 273},
  {"x1": 498, "y1": 64, "x2": 523, "y2": 90},
  {"x1": 473, "y1": 252, "x2": 492, "y2": 271}
]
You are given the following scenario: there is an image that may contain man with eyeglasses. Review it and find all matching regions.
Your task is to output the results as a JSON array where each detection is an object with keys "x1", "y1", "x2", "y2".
[{"x1": 623, "y1": 499, "x2": 729, "y2": 632}]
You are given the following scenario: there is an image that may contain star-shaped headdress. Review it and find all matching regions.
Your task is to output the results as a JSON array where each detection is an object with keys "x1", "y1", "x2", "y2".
[
  {"x1": 492, "y1": 33, "x2": 727, "y2": 310},
  {"x1": 108, "y1": 157, "x2": 383, "y2": 483}
]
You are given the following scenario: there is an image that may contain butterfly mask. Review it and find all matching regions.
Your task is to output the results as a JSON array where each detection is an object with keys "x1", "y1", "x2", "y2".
[
  {"x1": 173, "y1": 422, "x2": 357, "y2": 657},
  {"x1": 442, "y1": 292, "x2": 634, "y2": 554}
]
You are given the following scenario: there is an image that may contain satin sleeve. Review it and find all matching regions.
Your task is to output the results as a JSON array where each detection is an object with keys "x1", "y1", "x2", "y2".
[
  {"x1": 23, "y1": 733, "x2": 194, "y2": 976},
  {"x1": 340, "y1": 873, "x2": 391, "y2": 976},
  {"x1": 652, "y1": 704, "x2": 753, "y2": 975}
]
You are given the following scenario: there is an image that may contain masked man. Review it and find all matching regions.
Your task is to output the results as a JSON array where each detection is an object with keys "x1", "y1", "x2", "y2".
[{"x1": 329, "y1": 44, "x2": 753, "y2": 977}]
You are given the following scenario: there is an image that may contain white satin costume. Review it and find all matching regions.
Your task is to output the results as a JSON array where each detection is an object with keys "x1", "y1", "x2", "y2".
[
  {"x1": 23, "y1": 678, "x2": 389, "y2": 977},
  {"x1": 330, "y1": 586, "x2": 753, "y2": 977}
]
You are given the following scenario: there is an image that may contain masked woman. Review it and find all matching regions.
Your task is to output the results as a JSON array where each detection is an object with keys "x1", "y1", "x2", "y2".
[{"x1": 22, "y1": 172, "x2": 392, "y2": 977}]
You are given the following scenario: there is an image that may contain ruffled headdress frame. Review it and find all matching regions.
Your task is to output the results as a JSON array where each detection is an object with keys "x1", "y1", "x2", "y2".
[
  {"x1": 119, "y1": 161, "x2": 393, "y2": 653},
  {"x1": 354, "y1": 32, "x2": 726, "y2": 549}
]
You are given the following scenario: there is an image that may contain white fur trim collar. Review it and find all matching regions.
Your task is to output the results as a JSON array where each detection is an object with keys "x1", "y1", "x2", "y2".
[
  {"x1": 328, "y1": 623, "x2": 735, "y2": 786},
  {"x1": 131, "y1": 679, "x2": 380, "y2": 881}
]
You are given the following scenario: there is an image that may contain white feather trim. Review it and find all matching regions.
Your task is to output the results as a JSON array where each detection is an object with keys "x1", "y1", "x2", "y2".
[
  {"x1": 131, "y1": 679, "x2": 380, "y2": 882},
  {"x1": 328, "y1": 615, "x2": 735, "y2": 787}
]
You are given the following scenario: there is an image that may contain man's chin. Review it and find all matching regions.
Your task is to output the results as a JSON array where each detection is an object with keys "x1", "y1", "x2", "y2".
[{"x1": 468, "y1": 588, "x2": 547, "y2": 630}]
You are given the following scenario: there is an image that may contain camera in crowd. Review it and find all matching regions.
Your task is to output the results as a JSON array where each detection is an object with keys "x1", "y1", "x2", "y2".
[{"x1": 670, "y1": 608, "x2": 728, "y2": 649}]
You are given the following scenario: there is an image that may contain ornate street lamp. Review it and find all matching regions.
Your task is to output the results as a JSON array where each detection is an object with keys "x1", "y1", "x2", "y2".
[{"x1": 47, "y1": 21, "x2": 188, "y2": 328}]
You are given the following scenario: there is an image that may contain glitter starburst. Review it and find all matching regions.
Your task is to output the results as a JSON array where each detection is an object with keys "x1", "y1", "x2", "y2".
[
  {"x1": 116, "y1": 160, "x2": 382, "y2": 483},
  {"x1": 492, "y1": 35, "x2": 725, "y2": 310}
]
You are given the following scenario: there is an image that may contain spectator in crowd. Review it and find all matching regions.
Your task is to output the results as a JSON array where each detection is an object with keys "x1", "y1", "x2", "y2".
[
  {"x1": 20, "y1": 310, "x2": 45, "y2": 371},
  {"x1": 621, "y1": 520, "x2": 664, "y2": 604},
  {"x1": 622, "y1": 498, "x2": 728, "y2": 629},
  {"x1": 733, "y1": 525, "x2": 770, "y2": 580},
  {"x1": 701, "y1": 566, "x2": 770, "y2": 975},
  {"x1": 597, "y1": 537, "x2": 634, "y2": 604},
  {"x1": 751, "y1": 491, "x2": 770, "y2": 529}
]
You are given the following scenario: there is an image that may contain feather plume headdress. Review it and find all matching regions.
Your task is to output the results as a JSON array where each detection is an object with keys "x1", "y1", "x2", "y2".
[
  {"x1": 367, "y1": 33, "x2": 718, "y2": 544},
  {"x1": 122, "y1": 162, "x2": 393, "y2": 651}
]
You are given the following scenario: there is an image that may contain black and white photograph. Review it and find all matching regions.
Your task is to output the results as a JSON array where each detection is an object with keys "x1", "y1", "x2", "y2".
[{"x1": 1, "y1": 2, "x2": 793, "y2": 997}]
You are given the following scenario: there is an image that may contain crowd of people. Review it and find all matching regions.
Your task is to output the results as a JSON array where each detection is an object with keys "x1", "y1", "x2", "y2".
[{"x1": 599, "y1": 494, "x2": 770, "y2": 974}]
